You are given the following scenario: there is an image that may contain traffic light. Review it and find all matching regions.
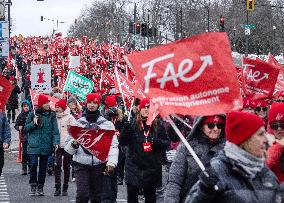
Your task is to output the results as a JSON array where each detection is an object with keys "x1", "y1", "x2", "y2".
[
  {"x1": 135, "y1": 22, "x2": 141, "y2": 34},
  {"x1": 219, "y1": 16, "x2": 225, "y2": 31},
  {"x1": 129, "y1": 22, "x2": 134, "y2": 33},
  {"x1": 40, "y1": 16, "x2": 43, "y2": 21},
  {"x1": 247, "y1": 0, "x2": 254, "y2": 11},
  {"x1": 141, "y1": 23, "x2": 148, "y2": 37}
]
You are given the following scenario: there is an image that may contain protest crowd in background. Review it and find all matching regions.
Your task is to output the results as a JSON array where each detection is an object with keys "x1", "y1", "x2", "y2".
[{"x1": 2, "y1": 32, "x2": 284, "y2": 203}]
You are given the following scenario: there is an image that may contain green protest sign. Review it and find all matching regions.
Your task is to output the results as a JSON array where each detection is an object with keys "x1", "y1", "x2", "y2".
[{"x1": 63, "y1": 71, "x2": 94, "y2": 101}]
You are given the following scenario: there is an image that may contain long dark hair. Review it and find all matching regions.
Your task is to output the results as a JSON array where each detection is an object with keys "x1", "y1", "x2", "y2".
[{"x1": 135, "y1": 111, "x2": 158, "y2": 134}]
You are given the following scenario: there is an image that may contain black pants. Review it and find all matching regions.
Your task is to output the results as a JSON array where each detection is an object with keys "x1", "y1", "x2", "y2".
[
  {"x1": 22, "y1": 140, "x2": 29, "y2": 170},
  {"x1": 29, "y1": 155, "x2": 48, "y2": 186},
  {"x1": 0, "y1": 146, "x2": 4, "y2": 176},
  {"x1": 75, "y1": 163, "x2": 105, "y2": 203},
  {"x1": 7, "y1": 109, "x2": 16, "y2": 122},
  {"x1": 117, "y1": 147, "x2": 126, "y2": 180},
  {"x1": 127, "y1": 184, "x2": 156, "y2": 203},
  {"x1": 54, "y1": 148, "x2": 72, "y2": 186}
]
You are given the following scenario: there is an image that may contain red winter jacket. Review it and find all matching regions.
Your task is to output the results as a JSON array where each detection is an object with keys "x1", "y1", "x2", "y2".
[{"x1": 266, "y1": 142, "x2": 284, "y2": 183}]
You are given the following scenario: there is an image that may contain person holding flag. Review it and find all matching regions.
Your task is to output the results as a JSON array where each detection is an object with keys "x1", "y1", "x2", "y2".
[
  {"x1": 64, "y1": 93, "x2": 119, "y2": 203},
  {"x1": 23, "y1": 94, "x2": 60, "y2": 196},
  {"x1": 119, "y1": 98, "x2": 170, "y2": 203},
  {"x1": 186, "y1": 111, "x2": 282, "y2": 203}
]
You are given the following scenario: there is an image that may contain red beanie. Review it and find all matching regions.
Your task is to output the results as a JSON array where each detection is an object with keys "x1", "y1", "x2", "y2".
[
  {"x1": 268, "y1": 103, "x2": 284, "y2": 124},
  {"x1": 55, "y1": 99, "x2": 67, "y2": 110},
  {"x1": 38, "y1": 94, "x2": 50, "y2": 107},
  {"x1": 86, "y1": 93, "x2": 101, "y2": 105},
  {"x1": 139, "y1": 98, "x2": 150, "y2": 111},
  {"x1": 226, "y1": 111, "x2": 264, "y2": 145},
  {"x1": 104, "y1": 95, "x2": 117, "y2": 108},
  {"x1": 255, "y1": 99, "x2": 269, "y2": 107},
  {"x1": 278, "y1": 90, "x2": 284, "y2": 98},
  {"x1": 243, "y1": 97, "x2": 256, "y2": 108},
  {"x1": 9, "y1": 76, "x2": 15, "y2": 81}
]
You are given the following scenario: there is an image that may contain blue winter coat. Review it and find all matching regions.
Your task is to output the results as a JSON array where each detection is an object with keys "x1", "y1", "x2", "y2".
[
  {"x1": 23, "y1": 111, "x2": 60, "y2": 155},
  {"x1": 0, "y1": 112, "x2": 11, "y2": 144}
]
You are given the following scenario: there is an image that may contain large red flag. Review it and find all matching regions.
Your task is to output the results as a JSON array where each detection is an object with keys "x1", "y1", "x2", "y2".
[
  {"x1": 30, "y1": 89, "x2": 59, "y2": 111},
  {"x1": 68, "y1": 126, "x2": 116, "y2": 161},
  {"x1": 126, "y1": 32, "x2": 242, "y2": 117},
  {"x1": 242, "y1": 57, "x2": 279, "y2": 100},
  {"x1": 0, "y1": 75, "x2": 13, "y2": 110}
]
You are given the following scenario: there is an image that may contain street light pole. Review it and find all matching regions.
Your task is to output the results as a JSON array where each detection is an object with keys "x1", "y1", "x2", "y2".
[
  {"x1": 245, "y1": 11, "x2": 249, "y2": 57},
  {"x1": 207, "y1": 0, "x2": 210, "y2": 32},
  {"x1": 273, "y1": 25, "x2": 276, "y2": 55},
  {"x1": 233, "y1": 26, "x2": 236, "y2": 51}
]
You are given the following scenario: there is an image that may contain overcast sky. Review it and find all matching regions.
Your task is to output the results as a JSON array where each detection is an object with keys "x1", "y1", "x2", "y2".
[{"x1": 11, "y1": 0, "x2": 94, "y2": 37}]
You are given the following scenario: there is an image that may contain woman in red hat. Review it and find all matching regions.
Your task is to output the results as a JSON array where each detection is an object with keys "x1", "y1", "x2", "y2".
[
  {"x1": 186, "y1": 111, "x2": 282, "y2": 203},
  {"x1": 119, "y1": 98, "x2": 170, "y2": 203}
]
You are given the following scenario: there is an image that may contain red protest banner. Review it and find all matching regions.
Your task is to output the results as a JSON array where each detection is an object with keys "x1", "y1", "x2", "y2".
[
  {"x1": 68, "y1": 126, "x2": 116, "y2": 161},
  {"x1": 242, "y1": 58, "x2": 279, "y2": 100},
  {"x1": 126, "y1": 32, "x2": 242, "y2": 117},
  {"x1": 115, "y1": 69, "x2": 135, "y2": 99},
  {"x1": 0, "y1": 75, "x2": 13, "y2": 110},
  {"x1": 30, "y1": 89, "x2": 59, "y2": 110}
]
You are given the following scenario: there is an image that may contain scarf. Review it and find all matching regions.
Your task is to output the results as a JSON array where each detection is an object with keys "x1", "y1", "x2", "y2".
[
  {"x1": 85, "y1": 110, "x2": 100, "y2": 123},
  {"x1": 224, "y1": 141, "x2": 264, "y2": 178}
]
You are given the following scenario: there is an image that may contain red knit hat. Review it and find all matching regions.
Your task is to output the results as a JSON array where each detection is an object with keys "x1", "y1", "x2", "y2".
[
  {"x1": 255, "y1": 99, "x2": 269, "y2": 107},
  {"x1": 9, "y1": 76, "x2": 15, "y2": 81},
  {"x1": 86, "y1": 93, "x2": 101, "y2": 105},
  {"x1": 55, "y1": 99, "x2": 67, "y2": 110},
  {"x1": 38, "y1": 94, "x2": 50, "y2": 107},
  {"x1": 226, "y1": 111, "x2": 264, "y2": 145},
  {"x1": 104, "y1": 95, "x2": 117, "y2": 108},
  {"x1": 278, "y1": 90, "x2": 284, "y2": 98},
  {"x1": 268, "y1": 103, "x2": 284, "y2": 124},
  {"x1": 243, "y1": 97, "x2": 256, "y2": 108},
  {"x1": 139, "y1": 98, "x2": 150, "y2": 111}
]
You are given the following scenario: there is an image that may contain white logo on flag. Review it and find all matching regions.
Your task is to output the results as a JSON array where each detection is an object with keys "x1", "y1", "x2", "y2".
[{"x1": 276, "y1": 113, "x2": 283, "y2": 121}]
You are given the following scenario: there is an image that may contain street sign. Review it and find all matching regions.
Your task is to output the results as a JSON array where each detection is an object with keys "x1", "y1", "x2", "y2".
[
  {"x1": 0, "y1": 1, "x2": 4, "y2": 19},
  {"x1": 241, "y1": 24, "x2": 256, "y2": 29},
  {"x1": 0, "y1": 39, "x2": 9, "y2": 57},
  {"x1": 245, "y1": 27, "x2": 251, "y2": 35},
  {"x1": 0, "y1": 21, "x2": 8, "y2": 39}
]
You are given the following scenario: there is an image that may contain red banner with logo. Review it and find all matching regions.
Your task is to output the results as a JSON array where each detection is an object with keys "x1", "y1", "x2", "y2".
[
  {"x1": 0, "y1": 75, "x2": 13, "y2": 110},
  {"x1": 242, "y1": 58, "x2": 279, "y2": 100},
  {"x1": 30, "y1": 89, "x2": 59, "y2": 110},
  {"x1": 126, "y1": 32, "x2": 242, "y2": 117},
  {"x1": 68, "y1": 126, "x2": 116, "y2": 161}
]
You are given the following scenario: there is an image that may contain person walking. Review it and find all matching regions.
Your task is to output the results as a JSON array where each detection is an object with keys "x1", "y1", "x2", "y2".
[
  {"x1": 164, "y1": 115, "x2": 225, "y2": 203},
  {"x1": 23, "y1": 94, "x2": 60, "y2": 196},
  {"x1": 6, "y1": 76, "x2": 21, "y2": 123},
  {"x1": 14, "y1": 99, "x2": 32, "y2": 175},
  {"x1": 186, "y1": 111, "x2": 282, "y2": 203},
  {"x1": 54, "y1": 99, "x2": 75, "y2": 196},
  {"x1": 65, "y1": 93, "x2": 119, "y2": 203}
]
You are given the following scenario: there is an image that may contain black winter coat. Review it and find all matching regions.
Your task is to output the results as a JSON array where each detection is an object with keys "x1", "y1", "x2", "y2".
[
  {"x1": 186, "y1": 151, "x2": 284, "y2": 203},
  {"x1": 14, "y1": 111, "x2": 30, "y2": 142},
  {"x1": 119, "y1": 118, "x2": 170, "y2": 188},
  {"x1": 6, "y1": 85, "x2": 21, "y2": 110}
]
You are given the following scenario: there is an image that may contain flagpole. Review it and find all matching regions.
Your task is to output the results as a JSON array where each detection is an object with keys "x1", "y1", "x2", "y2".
[
  {"x1": 166, "y1": 116, "x2": 205, "y2": 172},
  {"x1": 171, "y1": 114, "x2": 192, "y2": 129},
  {"x1": 99, "y1": 71, "x2": 103, "y2": 90},
  {"x1": 128, "y1": 97, "x2": 135, "y2": 121},
  {"x1": 114, "y1": 67, "x2": 128, "y2": 113}
]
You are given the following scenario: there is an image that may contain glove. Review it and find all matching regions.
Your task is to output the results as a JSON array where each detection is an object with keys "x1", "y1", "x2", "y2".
[
  {"x1": 199, "y1": 167, "x2": 219, "y2": 194},
  {"x1": 103, "y1": 165, "x2": 115, "y2": 176},
  {"x1": 166, "y1": 150, "x2": 177, "y2": 162}
]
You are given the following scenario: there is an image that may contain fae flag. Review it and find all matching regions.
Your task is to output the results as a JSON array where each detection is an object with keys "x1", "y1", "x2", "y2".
[
  {"x1": 68, "y1": 126, "x2": 116, "y2": 161},
  {"x1": 30, "y1": 89, "x2": 59, "y2": 110},
  {"x1": 125, "y1": 32, "x2": 242, "y2": 117},
  {"x1": 30, "y1": 64, "x2": 52, "y2": 94},
  {"x1": 242, "y1": 58, "x2": 279, "y2": 100},
  {"x1": 63, "y1": 71, "x2": 94, "y2": 101},
  {"x1": 0, "y1": 75, "x2": 13, "y2": 110}
]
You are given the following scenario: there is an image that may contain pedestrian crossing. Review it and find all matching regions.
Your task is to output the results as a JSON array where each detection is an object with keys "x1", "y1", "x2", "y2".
[{"x1": 0, "y1": 175, "x2": 10, "y2": 203}]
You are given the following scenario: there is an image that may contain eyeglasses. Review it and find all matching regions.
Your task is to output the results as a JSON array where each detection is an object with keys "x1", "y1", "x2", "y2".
[
  {"x1": 270, "y1": 122, "x2": 284, "y2": 130},
  {"x1": 207, "y1": 123, "x2": 223, "y2": 130},
  {"x1": 255, "y1": 107, "x2": 268, "y2": 112}
]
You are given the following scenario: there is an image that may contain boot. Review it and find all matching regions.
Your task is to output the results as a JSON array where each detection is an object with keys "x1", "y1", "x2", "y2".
[
  {"x1": 37, "y1": 184, "x2": 44, "y2": 196},
  {"x1": 21, "y1": 164, "x2": 27, "y2": 175},
  {"x1": 62, "y1": 184, "x2": 68, "y2": 196},
  {"x1": 54, "y1": 184, "x2": 61, "y2": 196},
  {"x1": 29, "y1": 184, "x2": 37, "y2": 196}
]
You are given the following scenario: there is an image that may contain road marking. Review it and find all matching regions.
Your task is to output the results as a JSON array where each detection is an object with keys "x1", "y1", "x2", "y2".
[{"x1": 0, "y1": 176, "x2": 10, "y2": 203}]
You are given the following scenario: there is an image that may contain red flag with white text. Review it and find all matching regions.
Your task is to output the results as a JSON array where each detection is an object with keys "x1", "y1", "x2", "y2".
[
  {"x1": 30, "y1": 89, "x2": 59, "y2": 111},
  {"x1": 0, "y1": 75, "x2": 13, "y2": 110}
]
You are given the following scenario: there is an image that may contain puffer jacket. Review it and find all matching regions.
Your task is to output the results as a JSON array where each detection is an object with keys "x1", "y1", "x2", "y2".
[
  {"x1": 185, "y1": 150, "x2": 284, "y2": 203},
  {"x1": 164, "y1": 116, "x2": 225, "y2": 203},
  {"x1": 23, "y1": 110, "x2": 60, "y2": 155},
  {"x1": 119, "y1": 118, "x2": 170, "y2": 188},
  {"x1": 56, "y1": 109, "x2": 76, "y2": 147},
  {"x1": 0, "y1": 112, "x2": 11, "y2": 144},
  {"x1": 64, "y1": 113, "x2": 119, "y2": 167},
  {"x1": 266, "y1": 142, "x2": 284, "y2": 183}
]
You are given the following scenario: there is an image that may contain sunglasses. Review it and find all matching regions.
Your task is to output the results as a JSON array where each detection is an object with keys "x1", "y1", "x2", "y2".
[
  {"x1": 255, "y1": 107, "x2": 268, "y2": 112},
  {"x1": 270, "y1": 122, "x2": 284, "y2": 130},
  {"x1": 207, "y1": 123, "x2": 223, "y2": 130}
]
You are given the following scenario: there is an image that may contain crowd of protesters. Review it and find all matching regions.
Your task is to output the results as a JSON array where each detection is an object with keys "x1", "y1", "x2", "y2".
[{"x1": 0, "y1": 34, "x2": 284, "y2": 203}]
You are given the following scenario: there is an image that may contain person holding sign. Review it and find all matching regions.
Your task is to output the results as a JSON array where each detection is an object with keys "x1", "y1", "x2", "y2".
[
  {"x1": 186, "y1": 111, "x2": 282, "y2": 203},
  {"x1": 64, "y1": 93, "x2": 119, "y2": 203},
  {"x1": 119, "y1": 98, "x2": 170, "y2": 203},
  {"x1": 164, "y1": 115, "x2": 225, "y2": 203},
  {"x1": 23, "y1": 94, "x2": 60, "y2": 196}
]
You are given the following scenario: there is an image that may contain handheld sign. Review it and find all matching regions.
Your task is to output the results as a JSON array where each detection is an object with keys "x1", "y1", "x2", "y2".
[{"x1": 30, "y1": 64, "x2": 52, "y2": 94}]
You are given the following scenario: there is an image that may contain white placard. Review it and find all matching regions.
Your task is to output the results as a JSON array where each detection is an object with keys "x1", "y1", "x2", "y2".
[
  {"x1": 31, "y1": 64, "x2": 52, "y2": 93},
  {"x1": 69, "y1": 55, "x2": 80, "y2": 69}
]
